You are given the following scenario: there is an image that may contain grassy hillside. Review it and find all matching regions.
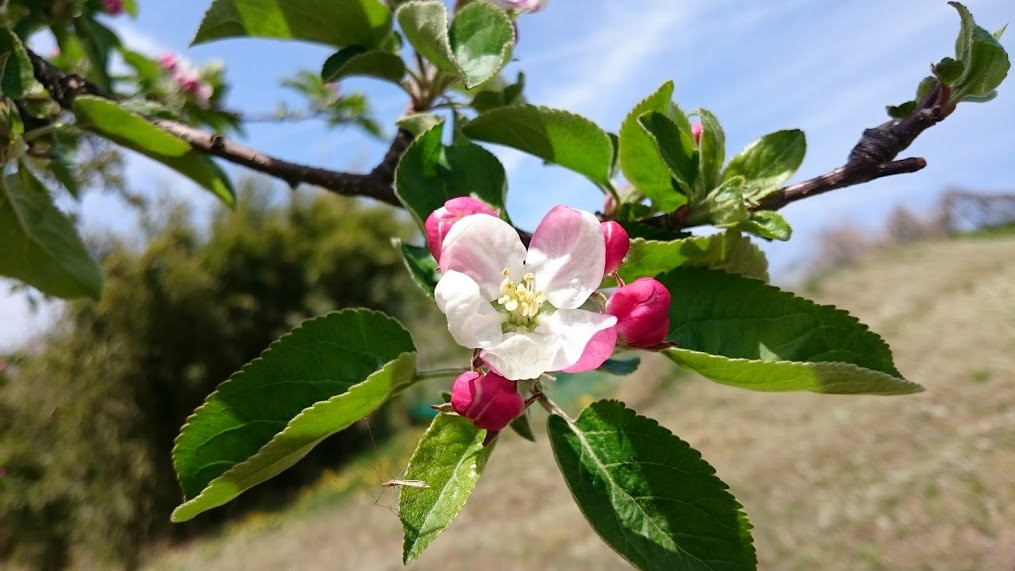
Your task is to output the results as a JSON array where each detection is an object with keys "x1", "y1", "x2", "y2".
[{"x1": 145, "y1": 235, "x2": 1015, "y2": 571}]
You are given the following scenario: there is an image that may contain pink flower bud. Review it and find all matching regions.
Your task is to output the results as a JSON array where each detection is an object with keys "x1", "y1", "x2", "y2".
[
  {"x1": 102, "y1": 0, "x2": 124, "y2": 15},
  {"x1": 425, "y1": 197, "x2": 498, "y2": 263},
  {"x1": 158, "y1": 53, "x2": 178, "y2": 72},
  {"x1": 601, "y1": 221, "x2": 629, "y2": 275},
  {"x1": 691, "y1": 123, "x2": 703, "y2": 145},
  {"x1": 450, "y1": 371, "x2": 525, "y2": 432},
  {"x1": 606, "y1": 278, "x2": 671, "y2": 347}
]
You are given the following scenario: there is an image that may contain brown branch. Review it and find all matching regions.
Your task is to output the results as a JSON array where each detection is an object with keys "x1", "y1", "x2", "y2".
[
  {"x1": 755, "y1": 84, "x2": 951, "y2": 212},
  {"x1": 25, "y1": 48, "x2": 409, "y2": 206},
  {"x1": 643, "y1": 82, "x2": 954, "y2": 230}
]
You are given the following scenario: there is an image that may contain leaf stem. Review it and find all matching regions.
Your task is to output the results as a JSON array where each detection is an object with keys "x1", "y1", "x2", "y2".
[{"x1": 536, "y1": 392, "x2": 570, "y2": 420}]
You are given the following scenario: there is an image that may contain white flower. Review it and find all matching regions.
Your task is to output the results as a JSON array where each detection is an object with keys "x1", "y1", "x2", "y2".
[{"x1": 435, "y1": 206, "x2": 616, "y2": 380}]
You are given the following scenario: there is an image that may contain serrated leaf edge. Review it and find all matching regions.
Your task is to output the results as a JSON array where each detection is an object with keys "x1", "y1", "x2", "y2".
[
  {"x1": 171, "y1": 350, "x2": 417, "y2": 522},
  {"x1": 552, "y1": 399, "x2": 757, "y2": 569},
  {"x1": 171, "y1": 309, "x2": 414, "y2": 499},
  {"x1": 664, "y1": 347, "x2": 924, "y2": 395}
]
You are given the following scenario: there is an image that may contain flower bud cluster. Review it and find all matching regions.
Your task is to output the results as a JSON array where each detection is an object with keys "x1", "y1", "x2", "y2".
[
  {"x1": 159, "y1": 53, "x2": 213, "y2": 103},
  {"x1": 426, "y1": 197, "x2": 672, "y2": 433}
]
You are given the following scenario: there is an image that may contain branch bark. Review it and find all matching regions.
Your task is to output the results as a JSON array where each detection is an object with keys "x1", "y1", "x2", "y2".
[
  {"x1": 643, "y1": 82, "x2": 955, "y2": 229},
  {"x1": 25, "y1": 48, "x2": 409, "y2": 206}
]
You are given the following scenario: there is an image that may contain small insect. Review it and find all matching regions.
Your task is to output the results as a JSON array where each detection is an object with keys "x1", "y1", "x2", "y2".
[{"x1": 381, "y1": 479, "x2": 430, "y2": 489}]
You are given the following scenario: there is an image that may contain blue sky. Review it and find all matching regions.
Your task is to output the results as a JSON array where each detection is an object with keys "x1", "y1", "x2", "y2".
[{"x1": 1, "y1": 0, "x2": 1012, "y2": 348}]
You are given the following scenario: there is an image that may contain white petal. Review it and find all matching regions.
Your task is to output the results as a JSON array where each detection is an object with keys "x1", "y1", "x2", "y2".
[
  {"x1": 435, "y1": 270, "x2": 506, "y2": 349},
  {"x1": 440, "y1": 214, "x2": 526, "y2": 300},
  {"x1": 537, "y1": 309, "x2": 617, "y2": 370},
  {"x1": 480, "y1": 331, "x2": 560, "y2": 381},
  {"x1": 526, "y1": 206, "x2": 605, "y2": 309}
]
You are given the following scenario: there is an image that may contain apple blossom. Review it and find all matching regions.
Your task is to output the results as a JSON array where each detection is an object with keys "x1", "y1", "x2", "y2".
[
  {"x1": 601, "y1": 221, "x2": 630, "y2": 276},
  {"x1": 435, "y1": 206, "x2": 617, "y2": 380},
  {"x1": 450, "y1": 370, "x2": 524, "y2": 431},
  {"x1": 606, "y1": 277, "x2": 671, "y2": 347},
  {"x1": 425, "y1": 197, "x2": 498, "y2": 262}
]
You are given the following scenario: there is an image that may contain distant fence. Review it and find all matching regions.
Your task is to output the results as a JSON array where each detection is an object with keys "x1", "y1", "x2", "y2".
[{"x1": 939, "y1": 189, "x2": 1015, "y2": 232}]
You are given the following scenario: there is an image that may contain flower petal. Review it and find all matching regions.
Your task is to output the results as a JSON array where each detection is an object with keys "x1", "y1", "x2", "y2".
[
  {"x1": 440, "y1": 214, "x2": 526, "y2": 300},
  {"x1": 480, "y1": 331, "x2": 559, "y2": 381},
  {"x1": 562, "y1": 326, "x2": 617, "y2": 373},
  {"x1": 526, "y1": 206, "x2": 606, "y2": 309},
  {"x1": 435, "y1": 270, "x2": 506, "y2": 349},
  {"x1": 537, "y1": 309, "x2": 617, "y2": 370}
]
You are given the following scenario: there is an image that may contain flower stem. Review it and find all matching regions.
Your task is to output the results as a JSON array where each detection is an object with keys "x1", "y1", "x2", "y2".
[{"x1": 536, "y1": 393, "x2": 570, "y2": 420}]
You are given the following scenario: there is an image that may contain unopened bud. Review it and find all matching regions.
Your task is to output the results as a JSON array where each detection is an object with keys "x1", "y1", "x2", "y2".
[
  {"x1": 691, "y1": 123, "x2": 702, "y2": 145},
  {"x1": 601, "y1": 221, "x2": 630, "y2": 276},
  {"x1": 158, "y1": 53, "x2": 178, "y2": 72},
  {"x1": 102, "y1": 0, "x2": 124, "y2": 15},
  {"x1": 425, "y1": 197, "x2": 498, "y2": 263},
  {"x1": 450, "y1": 371, "x2": 525, "y2": 432},
  {"x1": 606, "y1": 278, "x2": 671, "y2": 347}
]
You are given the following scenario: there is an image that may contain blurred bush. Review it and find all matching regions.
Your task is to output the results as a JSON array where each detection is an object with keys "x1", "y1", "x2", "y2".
[{"x1": 0, "y1": 180, "x2": 446, "y2": 569}]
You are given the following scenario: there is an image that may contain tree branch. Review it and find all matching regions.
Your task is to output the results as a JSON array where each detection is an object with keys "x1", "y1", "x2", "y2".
[
  {"x1": 642, "y1": 82, "x2": 954, "y2": 229},
  {"x1": 25, "y1": 48, "x2": 409, "y2": 207},
  {"x1": 755, "y1": 84, "x2": 950, "y2": 212}
]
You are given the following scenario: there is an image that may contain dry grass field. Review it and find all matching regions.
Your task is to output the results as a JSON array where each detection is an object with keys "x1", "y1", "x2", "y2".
[{"x1": 145, "y1": 235, "x2": 1015, "y2": 571}]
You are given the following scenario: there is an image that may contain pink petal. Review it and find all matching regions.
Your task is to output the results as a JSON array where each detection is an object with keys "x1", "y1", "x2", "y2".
[
  {"x1": 562, "y1": 327, "x2": 618, "y2": 373},
  {"x1": 440, "y1": 214, "x2": 526, "y2": 300},
  {"x1": 526, "y1": 206, "x2": 605, "y2": 309}
]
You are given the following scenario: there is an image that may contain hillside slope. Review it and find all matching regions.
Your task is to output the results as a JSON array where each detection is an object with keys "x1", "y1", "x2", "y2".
[{"x1": 148, "y1": 236, "x2": 1015, "y2": 571}]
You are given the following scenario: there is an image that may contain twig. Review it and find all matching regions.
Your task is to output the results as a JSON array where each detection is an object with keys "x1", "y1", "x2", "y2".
[
  {"x1": 755, "y1": 84, "x2": 951, "y2": 211},
  {"x1": 25, "y1": 48, "x2": 409, "y2": 206},
  {"x1": 645, "y1": 82, "x2": 954, "y2": 228}
]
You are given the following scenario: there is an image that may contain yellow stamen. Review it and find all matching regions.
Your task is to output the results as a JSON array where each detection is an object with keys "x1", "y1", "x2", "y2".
[{"x1": 496, "y1": 269, "x2": 546, "y2": 327}]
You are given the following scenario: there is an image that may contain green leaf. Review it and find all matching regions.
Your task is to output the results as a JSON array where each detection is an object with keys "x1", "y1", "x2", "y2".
[
  {"x1": 171, "y1": 309, "x2": 417, "y2": 522},
  {"x1": 400, "y1": 413, "x2": 497, "y2": 564},
  {"x1": 395, "y1": 119, "x2": 508, "y2": 231},
  {"x1": 932, "y1": 56, "x2": 965, "y2": 85},
  {"x1": 73, "y1": 97, "x2": 235, "y2": 205},
  {"x1": 463, "y1": 104, "x2": 614, "y2": 187},
  {"x1": 0, "y1": 26, "x2": 35, "y2": 98},
  {"x1": 598, "y1": 355, "x2": 641, "y2": 376},
  {"x1": 886, "y1": 100, "x2": 917, "y2": 119},
  {"x1": 73, "y1": 96, "x2": 191, "y2": 156},
  {"x1": 548, "y1": 400, "x2": 756, "y2": 571},
  {"x1": 399, "y1": 241, "x2": 439, "y2": 298},
  {"x1": 193, "y1": 0, "x2": 392, "y2": 48},
  {"x1": 508, "y1": 411, "x2": 536, "y2": 442},
  {"x1": 916, "y1": 75, "x2": 937, "y2": 101},
  {"x1": 471, "y1": 71, "x2": 526, "y2": 112},
  {"x1": 321, "y1": 46, "x2": 406, "y2": 84},
  {"x1": 0, "y1": 170, "x2": 103, "y2": 300},
  {"x1": 659, "y1": 267, "x2": 922, "y2": 394},
  {"x1": 395, "y1": 112, "x2": 442, "y2": 136},
  {"x1": 949, "y1": 2, "x2": 1010, "y2": 100},
  {"x1": 723, "y1": 129, "x2": 806, "y2": 201},
  {"x1": 154, "y1": 151, "x2": 236, "y2": 206},
  {"x1": 448, "y1": 1, "x2": 513, "y2": 88},
  {"x1": 619, "y1": 81, "x2": 694, "y2": 207},
  {"x1": 693, "y1": 108, "x2": 725, "y2": 194},
  {"x1": 734, "y1": 210, "x2": 792, "y2": 241},
  {"x1": 637, "y1": 111, "x2": 698, "y2": 208},
  {"x1": 704, "y1": 176, "x2": 748, "y2": 228},
  {"x1": 397, "y1": 1, "x2": 458, "y2": 74},
  {"x1": 617, "y1": 231, "x2": 769, "y2": 284}
]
